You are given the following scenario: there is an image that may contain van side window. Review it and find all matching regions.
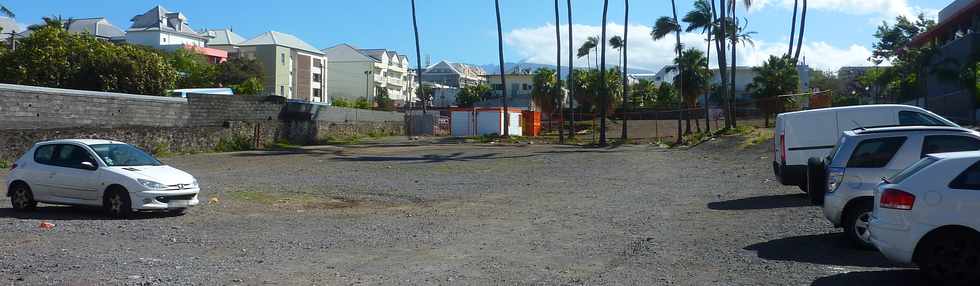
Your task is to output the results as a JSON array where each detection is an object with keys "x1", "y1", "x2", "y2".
[
  {"x1": 899, "y1": 111, "x2": 945, "y2": 126},
  {"x1": 922, "y1": 135, "x2": 980, "y2": 158},
  {"x1": 847, "y1": 137, "x2": 907, "y2": 168},
  {"x1": 950, "y1": 160, "x2": 980, "y2": 190},
  {"x1": 34, "y1": 145, "x2": 56, "y2": 165}
]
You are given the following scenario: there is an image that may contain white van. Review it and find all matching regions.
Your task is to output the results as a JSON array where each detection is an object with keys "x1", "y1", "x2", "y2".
[{"x1": 772, "y1": 104, "x2": 957, "y2": 191}]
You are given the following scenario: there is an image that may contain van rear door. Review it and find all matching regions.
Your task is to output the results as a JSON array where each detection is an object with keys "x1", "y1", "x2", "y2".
[{"x1": 785, "y1": 111, "x2": 838, "y2": 166}]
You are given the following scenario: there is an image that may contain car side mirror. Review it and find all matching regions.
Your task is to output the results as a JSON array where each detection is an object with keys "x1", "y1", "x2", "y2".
[{"x1": 80, "y1": 161, "x2": 98, "y2": 171}]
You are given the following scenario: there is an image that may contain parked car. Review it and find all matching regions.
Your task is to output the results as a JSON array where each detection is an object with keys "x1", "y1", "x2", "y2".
[
  {"x1": 772, "y1": 105, "x2": 957, "y2": 192},
  {"x1": 871, "y1": 151, "x2": 980, "y2": 285},
  {"x1": 5, "y1": 139, "x2": 200, "y2": 218},
  {"x1": 809, "y1": 126, "x2": 980, "y2": 249}
]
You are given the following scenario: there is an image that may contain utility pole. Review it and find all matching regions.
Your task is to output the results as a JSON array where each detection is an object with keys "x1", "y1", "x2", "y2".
[
  {"x1": 555, "y1": 0, "x2": 564, "y2": 144},
  {"x1": 495, "y1": 0, "x2": 510, "y2": 137}
]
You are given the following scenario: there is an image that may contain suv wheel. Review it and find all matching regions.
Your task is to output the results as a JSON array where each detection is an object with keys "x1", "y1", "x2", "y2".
[
  {"x1": 919, "y1": 229, "x2": 980, "y2": 286},
  {"x1": 843, "y1": 202, "x2": 875, "y2": 250},
  {"x1": 806, "y1": 157, "x2": 827, "y2": 205},
  {"x1": 10, "y1": 183, "x2": 37, "y2": 211},
  {"x1": 103, "y1": 188, "x2": 133, "y2": 219}
]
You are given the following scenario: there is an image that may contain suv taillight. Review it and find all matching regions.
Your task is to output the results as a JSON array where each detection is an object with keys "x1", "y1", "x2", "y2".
[
  {"x1": 880, "y1": 189, "x2": 915, "y2": 210},
  {"x1": 827, "y1": 167, "x2": 845, "y2": 193},
  {"x1": 780, "y1": 133, "x2": 786, "y2": 163}
]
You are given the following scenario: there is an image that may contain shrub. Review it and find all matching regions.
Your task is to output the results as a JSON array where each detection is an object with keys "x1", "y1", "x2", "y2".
[{"x1": 214, "y1": 134, "x2": 254, "y2": 152}]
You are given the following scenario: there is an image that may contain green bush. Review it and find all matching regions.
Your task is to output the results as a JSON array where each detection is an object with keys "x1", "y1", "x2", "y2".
[
  {"x1": 332, "y1": 98, "x2": 352, "y2": 108},
  {"x1": 354, "y1": 97, "x2": 372, "y2": 109},
  {"x1": 214, "y1": 134, "x2": 254, "y2": 152}
]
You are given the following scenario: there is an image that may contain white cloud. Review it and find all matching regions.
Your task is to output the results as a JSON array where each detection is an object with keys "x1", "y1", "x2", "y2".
[
  {"x1": 751, "y1": 0, "x2": 939, "y2": 21},
  {"x1": 505, "y1": 23, "x2": 877, "y2": 73}
]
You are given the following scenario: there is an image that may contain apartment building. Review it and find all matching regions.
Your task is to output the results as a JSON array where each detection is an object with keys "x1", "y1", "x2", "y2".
[
  {"x1": 234, "y1": 31, "x2": 327, "y2": 102},
  {"x1": 421, "y1": 61, "x2": 487, "y2": 88},
  {"x1": 322, "y1": 44, "x2": 413, "y2": 103},
  {"x1": 125, "y1": 6, "x2": 227, "y2": 63}
]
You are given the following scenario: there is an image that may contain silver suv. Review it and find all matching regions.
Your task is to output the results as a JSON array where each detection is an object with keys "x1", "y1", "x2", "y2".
[{"x1": 807, "y1": 126, "x2": 980, "y2": 249}]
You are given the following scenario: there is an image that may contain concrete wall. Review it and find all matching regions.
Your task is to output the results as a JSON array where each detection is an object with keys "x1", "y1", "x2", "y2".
[{"x1": 0, "y1": 84, "x2": 405, "y2": 162}]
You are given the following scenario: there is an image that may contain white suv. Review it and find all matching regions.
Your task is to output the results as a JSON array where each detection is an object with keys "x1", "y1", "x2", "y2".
[
  {"x1": 871, "y1": 151, "x2": 980, "y2": 285},
  {"x1": 5, "y1": 139, "x2": 200, "y2": 218},
  {"x1": 812, "y1": 126, "x2": 980, "y2": 249}
]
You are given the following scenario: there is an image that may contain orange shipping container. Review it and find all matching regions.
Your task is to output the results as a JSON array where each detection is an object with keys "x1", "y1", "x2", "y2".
[{"x1": 522, "y1": 111, "x2": 541, "y2": 136}]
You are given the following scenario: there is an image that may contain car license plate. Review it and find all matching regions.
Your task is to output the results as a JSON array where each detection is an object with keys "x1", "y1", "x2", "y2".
[{"x1": 169, "y1": 200, "x2": 189, "y2": 208}]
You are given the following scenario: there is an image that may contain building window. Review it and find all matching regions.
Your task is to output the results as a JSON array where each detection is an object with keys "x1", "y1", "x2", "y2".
[
  {"x1": 280, "y1": 86, "x2": 284, "y2": 96},
  {"x1": 313, "y1": 59, "x2": 323, "y2": 68},
  {"x1": 313, "y1": 88, "x2": 322, "y2": 99},
  {"x1": 281, "y1": 53, "x2": 285, "y2": 65},
  {"x1": 313, "y1": 73, "x2": 322, "y2": 82}
]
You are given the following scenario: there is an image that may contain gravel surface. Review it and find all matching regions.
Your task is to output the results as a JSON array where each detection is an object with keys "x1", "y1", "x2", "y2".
[{"x1": 0, "y1": 136, "x2": 924, "y2": 285}]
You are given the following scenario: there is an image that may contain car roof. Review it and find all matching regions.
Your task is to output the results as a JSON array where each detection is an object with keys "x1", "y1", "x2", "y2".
[
  {"x1": 37, "y1": 139, "x2": 126, "y2": 146},
  {"x1": 928, "y1": 150, "x2": 980, "y2": 160},
  {"x1": 843, "y1": 126, "x2": 975, "y2": 136},
  {"x1": 778, "y1": 104, "x2": 923, "y2": 118}
]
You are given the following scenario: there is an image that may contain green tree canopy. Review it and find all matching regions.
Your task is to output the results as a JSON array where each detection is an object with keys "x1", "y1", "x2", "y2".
[
  {"x1": 217, "y1": 57, "x2": 264, "y2": 86},
  {"x1": 747, "y1": 55, "x2": 799, "y2": 126},
  {"x1": 457, "y1": 84, "x2": 490, "y2": 107}
]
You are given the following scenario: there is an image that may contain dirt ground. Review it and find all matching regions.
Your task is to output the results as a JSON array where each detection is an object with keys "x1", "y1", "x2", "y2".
[{"x1": 0, "y1": 135, "x2": 923, "y2": 285}]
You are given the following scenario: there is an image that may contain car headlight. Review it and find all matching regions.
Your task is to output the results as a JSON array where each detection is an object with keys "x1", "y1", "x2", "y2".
[
  {"x1": 827, "y1": 167, "x2": 845, "y2": 193},
  {"x1": 138, "y1": 178, "x2": 168, "y2": 190},
  {"x1": 188, "y1": 179, "x2": 199, "y2": 189}
]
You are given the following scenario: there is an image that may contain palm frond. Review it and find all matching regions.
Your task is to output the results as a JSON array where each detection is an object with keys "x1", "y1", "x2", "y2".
[{"x1": 650, "y1": 16, "x2": 679, "y2": 40}]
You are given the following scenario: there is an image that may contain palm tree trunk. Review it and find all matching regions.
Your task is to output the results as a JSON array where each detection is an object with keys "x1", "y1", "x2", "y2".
[
  {"x1": 555, "y1": 0, "x2": 564, "y2": 143},
  {"x1": 621, "y1": 0, "x2": 629, "y2": 141},
  {"x1": 788, "y1": 0, "x2": 798, "y2": 56},
  {"x1": 494, "y1": 0, "x2": 510, "y2": 136},
  {"x1": 567, "y1": 0, "x2": 576, "y2": 139},
  {"x1": 792, "y1": 0, "x2": 807, "y2": 64},
  {"x1": 712, "y1": 0, "x2": 730, "y2": 129},
  {"x1": 671, "y1": 0, "x2": 683, "y2": 144},
  {"x1": 729, "y1": 0, "x2": 737, "y2": 128},
  {"x1": 704, "y1": 26, "x2": 712, "y2": 133},
  {"x1": 411, "y1": 0, "x2": 424, "y2": 116},
  {"x1": 598, "y1": 0, "x2": 609, "y2": 146}
]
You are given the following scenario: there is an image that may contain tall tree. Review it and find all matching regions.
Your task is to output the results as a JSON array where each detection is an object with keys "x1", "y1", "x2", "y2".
[
  {"x1": 567, "y1": 0, "x2": 576, "y2": 139},
  {"x1": 746, "y1": 55, "x2": 799, "y2": 127},
  {"x1": 728, "y1": 0, "x2": 752, "y2": 128},
  {"x1": 598, "y1": 0, "x2": 610, "y2": 146},
  {"x1": 609, "y1": 36, "x2": 624, "y2": 69},
  {"x1": 620, "y1": 0, "x2": 630, "y2": 141},
  {"x1": 410, "y1": 0, "x2": 425, "y2": 113},
  {"x1": 712, "y1": 0, "x2": 730, "y2": 129},
  {"x1": 494, "y1": 0, "x2": 510, "y2": 136},
  {"x1": 555, "y1": 0, "x2": 564, "y2": 143},
  {"x1": 666, "y1": 48, "x2": 712, "y2": 134},
  {"x1": 683, "y1": 0, "x2": 714, "y2": 132},
  {"x1": 577, "y1": 36, "x2": 598, "y2": 70},
  {"x1": 532, "y1": 68, "x2": 560, "y2": 115},
  {"x1": 792, "y1": 0, "x2": 807, "y2": 64}
]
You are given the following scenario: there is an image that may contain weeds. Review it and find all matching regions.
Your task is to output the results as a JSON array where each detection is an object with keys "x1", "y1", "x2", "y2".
[
  {"x1": 214, "y1": 134, "x2": 254, "y2": 152},
  {"x1": 148, "y1": 141, "x2": 173, "y2": 157},
  {"x1": 0, "y1": 160, "x2": 10, "y2": 169}
]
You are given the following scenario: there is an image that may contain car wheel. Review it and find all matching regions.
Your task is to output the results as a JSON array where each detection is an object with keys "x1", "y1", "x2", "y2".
[
  {"x1": 103, "y1": 188, "x2": 133, "y2": 219},
  {"x1": 9, "y1": 183, "x2": 37, "y2": 211},
  {"x1": 843, "y1": 202, "x2": 875, "y2": 250},
  {"x1": 919, "y1": 229, "x2": 980, "y2": 286},
  {"x1": 806, "y1": 157, "x2": 827, "y2": 205}
]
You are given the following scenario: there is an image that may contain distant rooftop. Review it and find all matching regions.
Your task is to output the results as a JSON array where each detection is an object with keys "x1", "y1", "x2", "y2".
[
  {"x1": 67, "y1": 17, "x2": 124, "y2": 39},
  {"x1": 202, "y1": 28, "x2": 246, "y2": 46},
  {"x1": 127, "y1": 5, "x2": 207, "y2": 40},
  {"x1": 239, "y1": 31, "x2": 323, "y2": 55}
]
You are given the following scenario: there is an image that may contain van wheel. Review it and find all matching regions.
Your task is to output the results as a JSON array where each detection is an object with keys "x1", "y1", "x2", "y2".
[
  {"x1": 919, "y1": 229, "x2": 980, "y2": 286},
  {"x1": 10, "y1": 183, "x2": 37, "y2": 211},
  {"x1": 103, "y1": 187, "x2": 133, "y2": 219},
  {"x1": 806, "y1": 157, "x2": 827, "y2": 205},
  {"x1": 843, "y1": 202, "x2": 875, "y2": 250}
]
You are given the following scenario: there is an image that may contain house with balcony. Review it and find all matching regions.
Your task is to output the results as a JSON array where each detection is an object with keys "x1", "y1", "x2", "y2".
[
  {"x1": 908, "y1": 0, "x2": 979, "y2": 123},
  {"x1": 421, "y1": 61, "x2": 487, "y2": 88},
  {"x1": 322, "y1": 44, "x2": 413, "y2": 104},
  {"x1": 125, "y1": 6, "x2": 227, "y2": 63},
  {"x1": 229, "y1": 31, "x2": 327, "y2": 102}
]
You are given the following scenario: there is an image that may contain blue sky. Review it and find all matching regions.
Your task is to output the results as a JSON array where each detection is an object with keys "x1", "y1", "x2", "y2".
[{"x1": 4, "y1": 0, "x2": 951, "y2": 72}]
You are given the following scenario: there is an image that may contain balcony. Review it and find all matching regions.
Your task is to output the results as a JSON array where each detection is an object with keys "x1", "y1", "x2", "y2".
[
  {"x1": 387, "y1": 77, "x2": 404, "y2": 86},
  {"x1": 374, "y1": 74, "x2": 384, "y2": 83}
]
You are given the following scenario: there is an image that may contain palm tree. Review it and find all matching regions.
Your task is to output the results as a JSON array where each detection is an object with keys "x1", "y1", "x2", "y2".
[
  {"x1": 747, "y1": 55, "x2": 798, "y2": 127},
  {"x1": 609, "y1": 36, "x2": 624, "y2": 69},
  {"x1": 666, "y1": 48, "x2": 712, "y2": 134},
  {"x1": 712, "y1": 0, "x2": 731, "y2": 129},
  {"x1": 598, "y1": 0, "x2": 610, "y2": 146},
  {"x1": 494, "y1": 0, "x2": 509, "y2": 136},
  {"x1": 792, "y1": 0, "x2": 807, "y2": 64},
  {"x1": 683, "y1": 0, "x2": 714, "y2": 132},
  {"x1": 555, "y1": 0, "x2": 564, "y2": 143},
  {"x1": 577, "y1": 37, "x2": 597, "y2": 70},
  {"x1": 567, "y1": 0, "x2": 575, "y2": 139},
  {"x1": 410, "y1": 0, "x2": 424, "y2": 114},
  {"x1": 728, "y1": 0, "x2": 752, "y2": 128},
  {"x1": 669, "y1": 0, "x2": 684, "y2": 144},
  {"x1": 620, "y1": 0, "x2": 630, "y2": 141},
  {"x1": 0, "y1": 5, "x2": 13, "y2": 18},
  {"x1": 787, "y1": 0, "x2": 799, "y2": 56}
]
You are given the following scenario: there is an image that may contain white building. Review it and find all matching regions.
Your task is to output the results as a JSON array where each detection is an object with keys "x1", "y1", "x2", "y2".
[
  {"x1": 236, "y1": 31, "x2": 328, "y2": 102},
  {"x1": 125, "y1": 6, "x2": 209, "y2": 49},
  {"x1": 322, "y1": 44, "x2": 414, "y2": 104}
]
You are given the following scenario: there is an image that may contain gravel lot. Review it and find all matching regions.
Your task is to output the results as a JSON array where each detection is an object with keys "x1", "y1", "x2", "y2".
[{"x1": 0, "y1": 135, "x2": 924, "y2": 285}]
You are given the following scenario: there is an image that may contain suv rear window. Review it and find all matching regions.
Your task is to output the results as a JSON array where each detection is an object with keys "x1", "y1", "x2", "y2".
[
  {"x1": 847, "y1": 137, "x2": 907, "y2": 168},
  {"x1": 922, "y1": 135, "x2": 980, "y2": 157},
  {"x1": 899, "y1": 111, "x2": 945, "y2": 126}
]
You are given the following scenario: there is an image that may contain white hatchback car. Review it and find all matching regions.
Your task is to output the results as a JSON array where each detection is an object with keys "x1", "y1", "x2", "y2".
[
  {"x1": 871, "y1": 151, "x2": 980, "y2": 285},
  {"x1": 5, "y1": 139, "x2": 200, "y2": 218}
]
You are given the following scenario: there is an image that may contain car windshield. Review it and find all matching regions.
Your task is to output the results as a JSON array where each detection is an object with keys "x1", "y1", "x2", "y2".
[
  {"x1": 887, "y1": 157, "x2": 938, "y2": 184},
  {"x1": 89, "y1": 144, "x2": 162, "y2": 167}
]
